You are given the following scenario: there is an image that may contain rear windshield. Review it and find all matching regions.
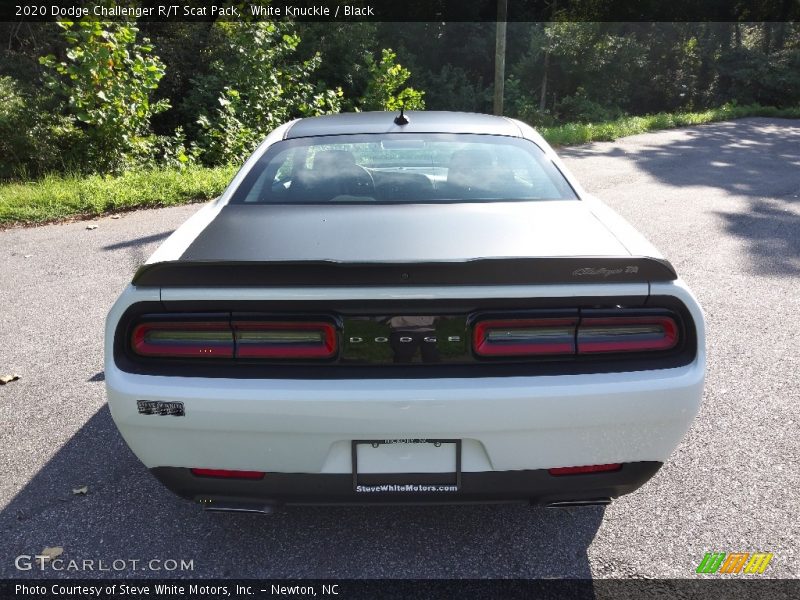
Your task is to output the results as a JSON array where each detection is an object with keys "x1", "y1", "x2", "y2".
[{"x1": 231, "y1": 133, "x2": 577, "y2": 204}]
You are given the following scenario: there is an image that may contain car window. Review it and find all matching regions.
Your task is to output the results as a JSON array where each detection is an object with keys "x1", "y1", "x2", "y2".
[{"x1": 233, "y1": 133, "x2": 577, "y2": 204}]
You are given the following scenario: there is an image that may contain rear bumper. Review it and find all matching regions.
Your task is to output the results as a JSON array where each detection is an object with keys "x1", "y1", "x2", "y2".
[
  {"x1": 152, "y1": 462, "x2": 663, "y2": 506},
  {"x1": 107, "y1": 361, "x2": 704, "y2": 474}
]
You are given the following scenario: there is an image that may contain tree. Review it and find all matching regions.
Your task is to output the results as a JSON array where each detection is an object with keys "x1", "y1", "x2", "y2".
[
  {"x1": 40, "y1": 20, "x2": 169, "y2": 172},
  {"x1": 194, "y1": 22, "x2": 342, "y2": 165},
  {"x1": 359, "y1": 48, "x2": 425, "y2": 111}
]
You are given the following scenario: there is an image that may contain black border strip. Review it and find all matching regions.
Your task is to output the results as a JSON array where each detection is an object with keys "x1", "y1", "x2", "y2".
[
  {"x1": 2, "y1": 579, "x2": 797, "y2": 600},
  {"x1": 153, "y1": 461, "x2": 661, "y2": 505},
  {"x1": 7, "y1": 1, "x2": 800, "y2": 22},
  {"x1": 111, "y1": 295, "x2": 697, "y2": 378}
]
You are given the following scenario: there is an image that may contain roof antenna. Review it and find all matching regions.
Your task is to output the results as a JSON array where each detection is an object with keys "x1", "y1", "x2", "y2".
[{"x1": 394, "y1": 105, "x2": 409, "y2": 126}]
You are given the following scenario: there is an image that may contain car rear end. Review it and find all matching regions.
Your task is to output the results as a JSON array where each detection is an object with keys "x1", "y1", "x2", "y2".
[{"x1": 105, "y1": 275, "x2": 704, "y2": 510}]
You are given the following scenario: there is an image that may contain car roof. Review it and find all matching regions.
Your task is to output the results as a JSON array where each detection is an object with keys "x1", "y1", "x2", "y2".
[{"x1": 285, "y1": 111, "x2": 523, "y2": 139}]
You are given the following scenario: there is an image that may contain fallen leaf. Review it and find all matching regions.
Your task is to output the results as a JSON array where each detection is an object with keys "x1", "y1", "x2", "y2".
[
  {"x1": 86, "y1": 224, "x2": 99, "y2": 230},
  {"x1": 40, "y1": 547, "x2": 63, "y2": 562},
  {"x1": 72, "y1": 486, "x2": 88, "y2": 495},
  {"x1": 0, "y1": 374, "x2": 20, "y2": 384}
]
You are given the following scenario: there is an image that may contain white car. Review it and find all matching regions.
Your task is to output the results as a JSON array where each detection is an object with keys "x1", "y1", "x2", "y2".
[{"x1": 105, "y1": 111, "x2": 705, "y2": 513}]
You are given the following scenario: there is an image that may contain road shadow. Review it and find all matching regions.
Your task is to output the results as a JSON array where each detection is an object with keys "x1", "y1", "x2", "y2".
[
  {"x1": 561, "y1": 118, "x2": 800, "y2": 276},
  {"x1": 102, "y1": 231, "x2": 172, "y2": 252},
  {"x1": 716, "y1": 199, "x2": 800, "y2": 276},
  {"x1": 0, "y1": 406, "x2": 604, "y2": 579}
]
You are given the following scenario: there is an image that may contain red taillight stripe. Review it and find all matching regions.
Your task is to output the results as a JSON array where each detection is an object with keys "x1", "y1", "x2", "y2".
[
  {"x1": 548, "y1": 464, "x2": 622, "y2": 476},
  {"x1": 131, "y1": 322, "x2": 234, "y2": 358},
  {"x1": 233, "y1": 321, "x2": 337, "y2": 359},
  {"x1": 190, "y1": 468, "x2": 265, "y2": 480},
  {"x1": 576, "y1": 316, "x2": 678, "y2": 354},
  {"x1": 473, "y1": 318, "x2": 578, "y2": 357}
]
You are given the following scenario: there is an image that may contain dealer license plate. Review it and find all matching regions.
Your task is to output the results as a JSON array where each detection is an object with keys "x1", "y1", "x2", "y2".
[{"x1": 351, "y1": 439, "x2": 461, "y2": 493}]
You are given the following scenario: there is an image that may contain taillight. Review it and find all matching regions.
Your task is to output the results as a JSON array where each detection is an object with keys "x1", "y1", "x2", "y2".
[
  {"x1": 473, "y1": 318, "x2": 577, "y2": 357},
  {"x1": 548, "y1": 463, "x2": 622, "y2": 476},
  {"x1": 577, "y1": 316, "x2": 678, "y2": 354},
  {"x1": 233, "y1": 321, "x2": 337, "y2": 359},
  {"x1": 190, "y1": 468, "x2": 265, "y2": 480},
  {"x1": 131, "y1": 317, "x2": 338, "y2": 360},
  {"x1": 472, "y1": 313, "x2": 680, "y2": 358},
  {"x1": 132, "y1": 322, "x2": 234, "y2": 358}
]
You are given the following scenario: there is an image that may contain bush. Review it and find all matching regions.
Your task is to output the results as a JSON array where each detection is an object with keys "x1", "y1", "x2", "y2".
[
  {"x1": 39, "y1": 20, "x2": 169, "y2": 174},
  {"x1": 360, "y1": 49, "x2": 425, "y2": 111},
  {"x1": 555, "y1": 88, "x2": 624, "y2": 123},
  {"x1": 0, "y1": 76, "x2": 86, "y2": 180},
  {"x1": 194, "y1": 22, "x2": 342, "y2": 166}
]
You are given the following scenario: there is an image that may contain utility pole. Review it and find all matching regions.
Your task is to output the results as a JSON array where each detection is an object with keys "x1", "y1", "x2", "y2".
[{"x1": 493, "y1": 0, "x2": 508, "y2": 115}]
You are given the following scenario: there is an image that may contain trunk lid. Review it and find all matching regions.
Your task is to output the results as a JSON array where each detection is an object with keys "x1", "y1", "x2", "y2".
[{"x1": 135, "y1": 202, "x2": 676, "y2": 287}]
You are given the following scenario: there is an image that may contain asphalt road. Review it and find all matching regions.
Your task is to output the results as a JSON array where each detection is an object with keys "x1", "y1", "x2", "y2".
[{"x1": 1, "y1": 118, "x2": 798, "y2": 579}]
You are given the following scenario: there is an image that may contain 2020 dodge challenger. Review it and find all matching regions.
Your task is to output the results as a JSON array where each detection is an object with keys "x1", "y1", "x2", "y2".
[{"x1": 105, "y1": 111, "x2": 705, "y2": 512}]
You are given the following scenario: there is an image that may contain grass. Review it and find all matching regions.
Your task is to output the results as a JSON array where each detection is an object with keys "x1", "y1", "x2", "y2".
[
  {"x1": 540, "y1": 102, "x2": 800, "y2": 147},
  {"x1": 0, "y1": 165, "x2": 237, "y2": 226},
  {"x1": 1, "y1": 102, "x2": 799, "y2": 226}
]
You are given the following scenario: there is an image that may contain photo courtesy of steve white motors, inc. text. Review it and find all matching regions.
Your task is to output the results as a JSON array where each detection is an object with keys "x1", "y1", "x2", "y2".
[{"x1": 13, "y1": 583, "x2": 340, "y2": 597}]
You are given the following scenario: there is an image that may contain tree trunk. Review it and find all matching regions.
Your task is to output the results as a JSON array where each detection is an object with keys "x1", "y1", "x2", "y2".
[
  {"x1": 539, "y1": 44, "x2": 550, "y2": 112},
  {"x1": 493, "y1": 0, "x2": 508, "y2": 115},
  {"x1": 762, "y1": 23, "x2": 772, "y2": 55}
]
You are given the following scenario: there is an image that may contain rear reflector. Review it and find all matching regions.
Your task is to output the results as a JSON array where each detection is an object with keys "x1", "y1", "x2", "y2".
[
  {"x1": 190, "y1": 468, "x2": 265, "y2": 480},
  {"x1": 233, "y1": 321, "x2": 336, "y2": 359},
  {"x1": 473, "y1": 318, "x2": 578, "y2": 357},
  {"x1": 548, "y1": 464, "x2": 622, "y2": 476},
  {"x1": 132, "y1": 322, "x2": 234, "y2": 358},
  {"x1": 577, "y1": 316, "x2": 678, "y2": 354}
]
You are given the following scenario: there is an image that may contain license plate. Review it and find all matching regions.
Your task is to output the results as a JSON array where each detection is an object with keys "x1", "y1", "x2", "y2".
[{"x1": 351, "y1": 439, "x2": 461, "y2": 493}]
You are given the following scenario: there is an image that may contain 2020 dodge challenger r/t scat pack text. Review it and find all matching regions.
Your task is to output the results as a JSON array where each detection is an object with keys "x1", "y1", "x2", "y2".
[{"x1": 105, "y1": 111, "x2": 704, "y2": 511}]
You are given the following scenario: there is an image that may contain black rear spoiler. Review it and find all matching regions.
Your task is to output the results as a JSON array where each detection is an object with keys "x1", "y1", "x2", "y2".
[{"x1": 132, "y1": 256, "x2": 677, "y2": 288}]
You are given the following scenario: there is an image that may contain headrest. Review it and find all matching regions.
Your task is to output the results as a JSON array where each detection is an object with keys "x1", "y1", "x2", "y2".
[
  {"x1": 313, "y1": 150, "x2": 357, "y2": 171},
  {"x1": 448, "y1": 149, "x2": 493, "y2": 172}
]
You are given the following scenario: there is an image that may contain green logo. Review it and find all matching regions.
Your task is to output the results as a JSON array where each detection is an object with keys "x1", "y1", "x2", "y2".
[{"x1": 696, "y1": 552, "x2": 773, "y2": 574}]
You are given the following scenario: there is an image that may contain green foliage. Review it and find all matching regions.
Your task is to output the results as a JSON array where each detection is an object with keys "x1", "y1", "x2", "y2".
[
  {"x1": 0, "y1": 165, "x2": 236, "y2": 224},
  {"x1": 3, "y1": 19, "x2": 800, "y2": 204},
  {"x1": 39, "y1": 20, "x2": 169, "y2": 173},
  {"x1": 418, "y1": 64, "x2": 488, "y2": 112},
  {"x1": 0, "y1": 75, "x2": 86, "y2": 179},
  {"x1": 539, "y1": 103, "x2": 800, "y2": 147},
  {"x1": 4, "y1": 102, "x2": 798, "y2": 226},
  {"x1": 716, "y1": 46, "x2": 800, "y2": 107},
  {"x1": 294, "y1": 22, "x2": 380, "y2": 111},
  {"x1": 194, "y1": 22, "x2": 342, "y2": 165},
  {"x1": 0, "y1": 76, "x2": 35, "y2": 179},
  {"x1": 555, "y1": 88, "x2": 623, "y2": 123},
  {"x1": 360, "y1": 49, "x2": 425, "y2": 111}
]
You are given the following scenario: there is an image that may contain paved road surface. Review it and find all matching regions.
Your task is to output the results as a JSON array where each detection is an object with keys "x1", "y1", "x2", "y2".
[{"x1": 1, "y1": 118, "x2": 798, "y2": 578}]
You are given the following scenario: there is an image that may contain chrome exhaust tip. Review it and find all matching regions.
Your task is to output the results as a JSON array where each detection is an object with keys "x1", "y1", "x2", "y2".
[
  {"x1": 202, "y1": 501, "x2": 277, "y2": 515},
  {"x1": 545, "y1": 498, "x2": 612, "y2": 508}
]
